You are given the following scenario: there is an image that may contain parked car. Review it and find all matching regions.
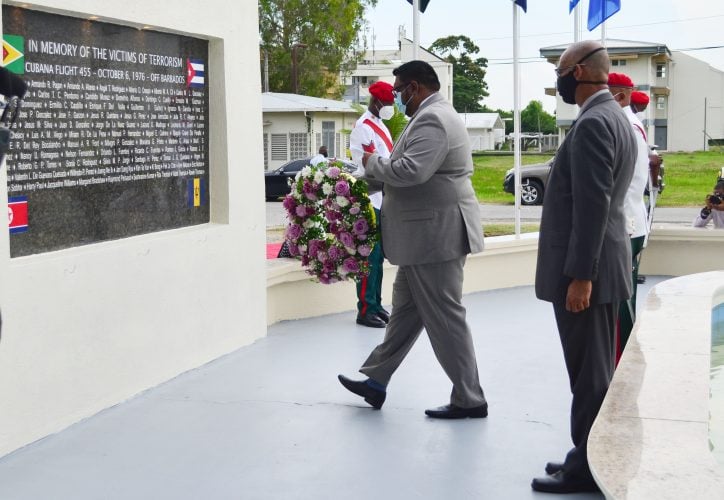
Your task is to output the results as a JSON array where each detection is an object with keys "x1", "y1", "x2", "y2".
[
  {"x1": 502, "y1": 158, "x2": 554, "y2": 205},
  {"x1": 264, "y1": 157, "x2": 357, "y2": 200}
]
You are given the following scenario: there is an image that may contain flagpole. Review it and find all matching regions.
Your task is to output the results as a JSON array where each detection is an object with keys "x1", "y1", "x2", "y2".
[
  {"x1": 601, "y1": 21, "x2": 606, "y2": 46},
  {"x1": 574, "y1": 3, "x2": 582, "y2": 42},
  {"x1": 513, "y1": 1, "x2": 521, "y2": 238},
  {"x1": 412, "y1": 0, "x2": 420, "y2": 59}
]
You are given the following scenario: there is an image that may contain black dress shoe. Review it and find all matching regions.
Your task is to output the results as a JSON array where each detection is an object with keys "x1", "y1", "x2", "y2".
[
  {"x1": 356, "y1": 313, "x2": 386, "y2": 328},
  {"x1": 337, "y1": 374, "x2": 386, "y2": 409},
  {"x1": 376, "y1": 308, "x2": 390, "y2": 323},
  {"x1": 424, "y1": 403, "x2": 488, "y2": 419},
  {"x1": 545, "y1": 462, "x2": 564, "y2": 475},
  {"x1": 531, "y1": 471, "x2": 599, "y2": 493}
]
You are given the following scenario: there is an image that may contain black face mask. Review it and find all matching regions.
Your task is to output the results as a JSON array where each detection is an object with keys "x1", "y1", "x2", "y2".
[{"x1": 556, "y1": 47, "x2": 607, "y2": 105}]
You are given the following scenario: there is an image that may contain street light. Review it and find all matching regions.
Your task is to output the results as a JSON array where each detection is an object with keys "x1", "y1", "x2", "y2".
[{"x1": 291, "y1": 43, "x2": 307, "y2": 94}]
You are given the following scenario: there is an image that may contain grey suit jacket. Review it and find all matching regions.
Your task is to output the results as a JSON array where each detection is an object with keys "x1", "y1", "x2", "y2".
[
  {"x1": 363, "y1": 93, "x2": 484, "y2": 266},
  {"x1": 535, "y1": 91, "x2": 636, "y2": 304}
]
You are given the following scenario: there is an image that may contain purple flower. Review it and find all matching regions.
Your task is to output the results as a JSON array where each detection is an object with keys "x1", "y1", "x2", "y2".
[
  {"x1": 319, "y1": 274, "x2": 331, "y2": 284},
  {"x1": 295, "y1": 205, "x2": 307, "y2": 218},
  {"x1": 327, "y1": 167, "x2": 341, "y2": 179},
  {"x1": 339, "y1": 232, "x2": 354, "y2": 248},
  {"x1": 287, "y1": 224, "x2": 302, "y2": 240},
  {"x1": 357, "y1": 245, "x2": 372, "y2": 257},
  {"x1": 349, "y1": 206, "x2": 360, "y2": 215},
  {"x1": 353, "y1": 218, "x2": 369, "y2": 235},
  {"x1": 301, "y1": 255, "x2": 310, "y2": 266},
  {"x1": 306, "y1": 206, "x2": 316, "y2": 217},
  {"x1": 335, "y1": 180, "x2": 350, "y2": 197},
  {"x1": 308, "y1": 239, "x2": 323, "y2": 258},
  {"x1": 283, "y1": 196, "x2": 297, "y2": 214},
  {"x1": 342, "y1": 257, "x2": 360, "y2": 274},
  {"x1": 323, "y1": 260, "x2": 336, "y2": 273},
  {"x1": 328, "y1": 245, "x2": 343, "y2": 261},
  {"x1": 302, "y1": 181, "x2": 317, "y2": 200},
  {"x1": 288, "y1": 244, "x2": 299, "y2": 256}
]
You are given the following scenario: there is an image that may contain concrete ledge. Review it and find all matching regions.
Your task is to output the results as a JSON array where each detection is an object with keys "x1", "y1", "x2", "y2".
[
  {"x1": 266, "y1": 233, "x2": 539, "y2": 326},
  {"x1": 589, "y1": 271, "x2": 724, "y2": 499},
  {"x1": 267, "y1": 227, "x2": 724, "y2": 326}
]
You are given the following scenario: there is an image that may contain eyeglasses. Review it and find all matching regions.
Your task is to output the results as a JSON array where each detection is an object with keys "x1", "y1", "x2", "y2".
[
  {"x1": 392, "y1": 83, "x2": 411, "y2": 97},
  {"x1": 555, "y1": 63, "x2": 586, "y2": 77}
]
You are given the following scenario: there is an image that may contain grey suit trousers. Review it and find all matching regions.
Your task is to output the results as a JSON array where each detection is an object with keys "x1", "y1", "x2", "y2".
[
  {"x1": 553, "y1": 299, "x2": 617, "y2": 480},
  {"x1": 359, "y1": 256, "x2": 486, "y2": 408}
]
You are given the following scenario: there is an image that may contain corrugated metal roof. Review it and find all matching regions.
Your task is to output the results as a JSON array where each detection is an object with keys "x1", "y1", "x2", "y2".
[
  {"x1": 262, "y1": 92, "x2": 359, "y2": 113},
  {"x1": 459, "y1": 113, "x2": 503, "y2": 129}
]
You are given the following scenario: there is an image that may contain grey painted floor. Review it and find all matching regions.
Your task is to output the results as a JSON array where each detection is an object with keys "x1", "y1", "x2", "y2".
[{"x1": 0, "y1": 277, "x2": 667, "y2": 500}]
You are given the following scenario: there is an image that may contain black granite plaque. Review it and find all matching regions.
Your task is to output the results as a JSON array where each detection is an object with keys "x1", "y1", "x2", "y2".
[{"x1": 3, "y1": 6, "x2": 210, "y2": 257}]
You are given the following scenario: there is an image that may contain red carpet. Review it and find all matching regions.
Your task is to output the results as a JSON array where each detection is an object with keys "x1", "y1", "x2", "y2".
[{"x1": 266, "y1": 242, "x2": 283, "y2": 259}]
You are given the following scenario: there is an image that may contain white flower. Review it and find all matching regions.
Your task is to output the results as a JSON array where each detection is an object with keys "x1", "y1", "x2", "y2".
[
  {"x1": 336, "y1": 196, "x2": 350, "y2": 207},
  {"x1": 314, "y1": 171, "x2": 325, "y2": 184},
  {"x1": 303, "y1": 219, "x2": 315, "y2": 228},
  {"x1": 301, "y1": 166, "x2": 312, "y2": 178},
  {"x1": 322, "y1": 183, "x2": 334, "y2": 195},
  {"x1": 346, "y1": 246, "x2": 356, "y2": 255},
  {"x1": 298, "y1": 244, "x2": 307, "y2": 252}
]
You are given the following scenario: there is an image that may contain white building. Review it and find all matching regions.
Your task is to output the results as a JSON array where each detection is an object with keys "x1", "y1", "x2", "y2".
[
  {"x1": 262, "y1": 93, "x2": 361, "y2": 170},
  {"x1": 342, "y1": 30, "x2": 453, "y2": 104},
  {"x1": 540, "y1": 39, "x2": 724, "y2": 151},
  {"x1": 459, "y1": 113, "x2": 505, "y2": 151}
]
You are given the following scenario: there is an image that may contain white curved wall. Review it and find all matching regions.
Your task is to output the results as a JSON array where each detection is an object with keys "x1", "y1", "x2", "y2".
[{"x1": 0, "y1": 1, "x2": 265, "y2": 457}]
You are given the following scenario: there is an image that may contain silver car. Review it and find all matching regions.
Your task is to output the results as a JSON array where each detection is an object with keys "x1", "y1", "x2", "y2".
[{"x1": 503, "y1": 159, "x2": 554, "y2": 205}]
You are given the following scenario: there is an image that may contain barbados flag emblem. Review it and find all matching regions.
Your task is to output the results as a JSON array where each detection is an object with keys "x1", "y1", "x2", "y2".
[
  {"x1": 187, "y1": 177, "x2": 205, "y2": 207},
  {"x1": 2, "y1": 35, "x2": 24, "y2": 74},
  {"x1": 8, "y1": 196, "x2": 28, "y2": 233},
  {"x1": 186, "y1": 58, "x2": 205, "y2": 88}
]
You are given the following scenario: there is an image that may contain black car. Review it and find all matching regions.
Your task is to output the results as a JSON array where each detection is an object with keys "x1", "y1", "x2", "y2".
[
  {"x1": 503, "y1": 159, "x2": 554, "y2": 205},
  {"x1": 264, "y1": 157, "x2": 357, "y2": 200}
]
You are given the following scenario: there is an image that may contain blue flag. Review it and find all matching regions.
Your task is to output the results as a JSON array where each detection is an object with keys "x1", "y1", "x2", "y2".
[
  {"x1": 406, "y1": 0, "x2": 431, "y2": 13},
  {"x1": 514, "y1": 0, "x2": 527, "y2": 11},
  {"x1": 588, "y1": 0, "x2": 621, "y2": 30},
  {"x1": 569, "y1": 0, "x2": 580, "y2": 12}
]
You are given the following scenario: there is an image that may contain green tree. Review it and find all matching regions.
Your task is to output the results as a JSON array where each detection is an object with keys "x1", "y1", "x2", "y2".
[
  {"x1": 428, "y1": 35, "x2": 489, "y2": 113},
  {"x1": 520, "y1": 100, "x2": 557, "y2": 134},
  {"x1": 259, "y1": 0, "x2": 376, "y2": 98}
]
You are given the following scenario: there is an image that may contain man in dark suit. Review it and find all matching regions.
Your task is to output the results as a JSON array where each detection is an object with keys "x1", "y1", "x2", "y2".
[
  {"x1": 532, "y1": 41, "x2": 636, "y2": 494},
  {"x1": 337, "y1": 60, "x2": 487, "y2": 419}
]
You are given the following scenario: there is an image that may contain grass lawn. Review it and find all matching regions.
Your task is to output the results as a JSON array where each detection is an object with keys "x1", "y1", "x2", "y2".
[{"x1": 472, "y1": 150, "x2": 724, "y2": 207}]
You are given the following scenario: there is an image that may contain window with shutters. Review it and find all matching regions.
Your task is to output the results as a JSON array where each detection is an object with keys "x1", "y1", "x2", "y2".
[
  {"x1": 289, "y1": 133, "x2": 308, "y2": 160},
  {"x1": 322, "y1": 121, "x2": 335, "y2": 157},
  {"x1": 271, "y1": 134, "x2": 288, "y2": 161}
]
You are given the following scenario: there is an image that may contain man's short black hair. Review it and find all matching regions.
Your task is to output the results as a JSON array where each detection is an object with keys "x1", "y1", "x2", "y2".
[
  {"x1": 715, "y1": 179, "x2": 724, "y2": 191},
  {"x1": 393, "y1": 60, "x2": 441, "y2": 91}
]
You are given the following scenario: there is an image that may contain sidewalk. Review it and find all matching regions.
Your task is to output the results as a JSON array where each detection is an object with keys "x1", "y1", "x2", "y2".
[{"x1": 0, "y1": 278, "x2": 665, "y2": 499}]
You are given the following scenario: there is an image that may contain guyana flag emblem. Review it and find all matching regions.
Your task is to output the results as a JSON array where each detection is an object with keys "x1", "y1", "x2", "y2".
[{"x1": 2, "y1": 35, "x2": 24, "y2": 74}]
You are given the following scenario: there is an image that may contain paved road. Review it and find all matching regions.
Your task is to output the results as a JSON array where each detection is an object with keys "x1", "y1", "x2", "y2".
[{"x1": 267, "y1": 201, "x2": 695, "y2": 228}]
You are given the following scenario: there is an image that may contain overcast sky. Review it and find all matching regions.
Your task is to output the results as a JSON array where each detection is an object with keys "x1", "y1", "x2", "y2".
[{"x1": 363, "y1": 0, "x2": 724, "y2": 112}]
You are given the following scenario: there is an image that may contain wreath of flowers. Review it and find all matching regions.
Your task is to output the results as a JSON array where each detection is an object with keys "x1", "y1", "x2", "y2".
[{"x1": 282, "y1": 160, "x2": 378, "y2": 284}]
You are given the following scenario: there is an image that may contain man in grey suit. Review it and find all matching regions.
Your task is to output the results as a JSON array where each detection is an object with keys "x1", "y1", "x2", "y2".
[
  {"x1": 338, "y1": 60, "x2": 487, "y2": 419},
  {"x1": 531, "y1": 41, "x2": 636, "y2": 493}
]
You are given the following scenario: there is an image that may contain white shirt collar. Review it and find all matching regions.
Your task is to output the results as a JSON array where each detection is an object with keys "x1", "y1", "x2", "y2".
[{"x1": 578, "y1": 88, "x2": 610, "y2": 116}]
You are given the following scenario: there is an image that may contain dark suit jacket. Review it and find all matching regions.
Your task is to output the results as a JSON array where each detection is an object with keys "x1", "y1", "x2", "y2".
[{"x1": 535, "y1": 91, "x2": 636, "y2": 305}]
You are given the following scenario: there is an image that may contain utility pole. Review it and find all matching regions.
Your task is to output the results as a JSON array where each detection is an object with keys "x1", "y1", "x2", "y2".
[
  {"x1": 262, "y1": 48, "x2": 269, "y2": 93},
  {"x1": 704, "y1": 97, "x2": 708, "y2": 151},
  {"x1": 291, "y1": 43, "x2": 307, "y2": 94}
]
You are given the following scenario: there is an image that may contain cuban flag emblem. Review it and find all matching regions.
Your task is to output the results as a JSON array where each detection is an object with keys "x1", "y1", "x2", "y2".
[
  {"x1": 187, "y1": 58, "x2": 205, "y2": 88},
  {"x1": 8, "y1": 196, "x2": 28, "y2": 234}
]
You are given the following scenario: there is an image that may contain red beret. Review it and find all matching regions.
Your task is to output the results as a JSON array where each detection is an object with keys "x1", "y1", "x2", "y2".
[
  {"x1": 368, "y1": 81, "x2": 394, "y2": 103},
  {"x1": 607, "y1": 72, "x2": 634, "y2": 88},
  {"x1": 631, "y1": 91, "x2": 650, "y2": 105}
]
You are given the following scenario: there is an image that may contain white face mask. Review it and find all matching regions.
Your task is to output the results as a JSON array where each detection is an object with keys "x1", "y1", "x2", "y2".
[{"x1": 378, "y1": 105, "x2": 395, "y2": 120}]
